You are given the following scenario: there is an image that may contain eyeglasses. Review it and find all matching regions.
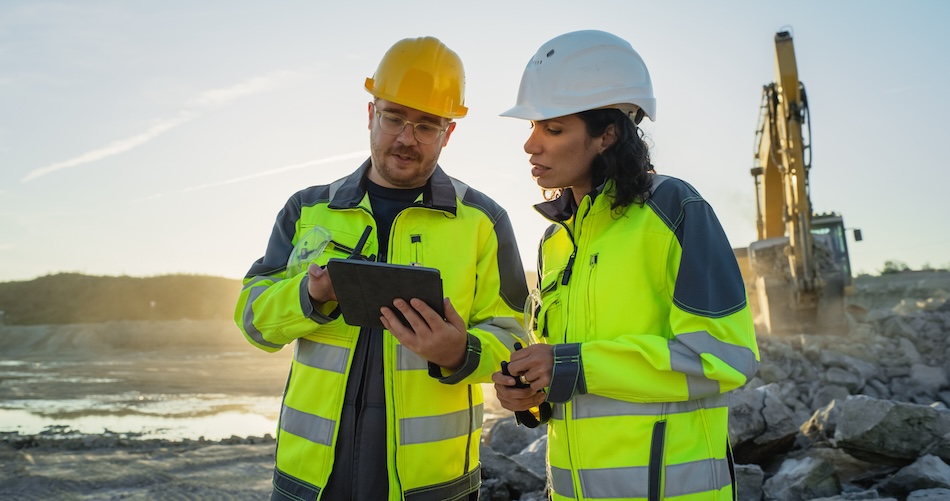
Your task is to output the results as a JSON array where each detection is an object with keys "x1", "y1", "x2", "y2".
[{"x1": 374, "y1": 109, "x2": 449, "y2": 145}]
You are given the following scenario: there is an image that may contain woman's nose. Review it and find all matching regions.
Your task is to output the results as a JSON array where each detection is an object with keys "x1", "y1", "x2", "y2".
[{"x1": 523, "y1": 129, "x2": 540, "y2": 154}]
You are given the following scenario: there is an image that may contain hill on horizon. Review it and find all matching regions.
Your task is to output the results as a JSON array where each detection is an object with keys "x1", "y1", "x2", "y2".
[{"x1": 0, "y1": 273, "x2": 243, "y2": 325}]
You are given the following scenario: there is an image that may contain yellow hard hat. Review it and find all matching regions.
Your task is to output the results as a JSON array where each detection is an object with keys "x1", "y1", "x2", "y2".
[{"x1": 365, "y1": 36, "x2": 468, "y2": 119}]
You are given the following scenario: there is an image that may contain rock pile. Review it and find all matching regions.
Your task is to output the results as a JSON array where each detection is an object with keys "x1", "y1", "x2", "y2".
[{"x1": 478, "y1": 272, "x2": 950, "y2": 500}]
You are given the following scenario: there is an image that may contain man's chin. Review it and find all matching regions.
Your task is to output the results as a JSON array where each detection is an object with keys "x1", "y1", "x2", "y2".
[{"x1": 380, "y1": 168, "x2": 430, "y2": 188}]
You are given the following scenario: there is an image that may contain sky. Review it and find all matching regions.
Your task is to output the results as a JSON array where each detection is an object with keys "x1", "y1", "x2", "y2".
[{"x1": 2, "y1": 1, "x2": 949, "y2": 282}]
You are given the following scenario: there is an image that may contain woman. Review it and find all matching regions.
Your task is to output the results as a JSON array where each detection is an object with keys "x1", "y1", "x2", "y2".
[{"x1": 494, "y1": 30, "x2": 760, "y2": 500}]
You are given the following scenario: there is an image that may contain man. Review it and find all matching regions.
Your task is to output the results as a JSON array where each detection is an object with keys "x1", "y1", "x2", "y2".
[{"x1": 235, "y1": 36, "x2": 529, "y2": 501}]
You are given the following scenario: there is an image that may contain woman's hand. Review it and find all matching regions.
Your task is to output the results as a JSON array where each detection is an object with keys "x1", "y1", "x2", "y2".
[{"x1": 492, "y1": 343, "x2": 555, "y2": 412}]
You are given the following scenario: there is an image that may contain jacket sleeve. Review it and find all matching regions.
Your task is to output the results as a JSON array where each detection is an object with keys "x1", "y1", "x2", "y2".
[
  {"x1": 430, "y1": 209, "x2": 531, "y2": 385},
  {"x1": 547, "y1": 187, "x2": 760, "y2": 404},
  {"x1": 233, "y1": 193, "x2": 347, "y2": 352}
]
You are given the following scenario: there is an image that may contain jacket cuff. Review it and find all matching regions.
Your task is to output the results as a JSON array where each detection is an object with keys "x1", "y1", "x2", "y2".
[
  {"x1": 300, "y1": 276, "x2": 340, "y2": 324},
  {"x1": 547, "y1": 343, "x2": 586, "y2": 403},
  {"x1": 428, "y1": 334, "x2": 481, "y2": 384}
]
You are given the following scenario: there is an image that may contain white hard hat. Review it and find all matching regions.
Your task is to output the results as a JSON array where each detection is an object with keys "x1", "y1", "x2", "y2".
[{"x1": 501, "y1": 30, "x2": 656, "y2": 122}]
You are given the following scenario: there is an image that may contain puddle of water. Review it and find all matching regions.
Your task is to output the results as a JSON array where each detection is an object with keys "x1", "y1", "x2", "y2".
[
  {"x1": 0, "y1": 339, "x2": 507, "y2": 442},
  {"x1": 0, "y1": 408, "x2": 278, "y2": 441},
  {"x1": 1, "y1": 358, "x2": 284, "y2": 440},
  {"x1": 0, "y1": 394, "x2": 283, "y2": 441}
]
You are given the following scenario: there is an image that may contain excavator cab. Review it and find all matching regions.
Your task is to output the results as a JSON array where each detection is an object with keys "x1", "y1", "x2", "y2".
[{"x1": 811, "y1": 213, "x2": 853, "y2": 284}]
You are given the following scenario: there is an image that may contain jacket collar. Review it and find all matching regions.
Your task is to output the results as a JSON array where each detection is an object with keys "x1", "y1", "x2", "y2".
[
  {"x1": 328, "y1": 157, "x2": 458, "y2": 215},
  {"x1": 533, "y1": 180, "x2": 610, "y2": 223}
]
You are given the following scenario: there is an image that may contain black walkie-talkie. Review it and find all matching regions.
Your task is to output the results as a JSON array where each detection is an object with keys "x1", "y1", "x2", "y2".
[{"x1": 500, "y1": 342, "x2": 551, "y2": 428}]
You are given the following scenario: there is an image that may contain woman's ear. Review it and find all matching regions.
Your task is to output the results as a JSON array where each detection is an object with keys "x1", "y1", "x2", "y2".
[{"x1": 599, "y1": 123, "x2": 617, "y2": 153}]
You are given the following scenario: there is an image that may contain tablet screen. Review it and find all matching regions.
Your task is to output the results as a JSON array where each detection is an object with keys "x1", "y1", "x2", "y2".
[{"x1": 326, "y1": 258, "x2": 444, "y2": 329}]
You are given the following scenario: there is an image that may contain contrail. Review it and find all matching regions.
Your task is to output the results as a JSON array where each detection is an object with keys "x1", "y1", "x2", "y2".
[
  {"x1": 21, "y1": 112, "x2": 196, "y2": 183},
  {"x1": 182, "y1": 151, "x2": 369, "y2": 192},
  {"x1": 881, "y1": 84, "x2": 927, "y2": 95},
  {"x1": 21, "y1": 71, "x2": 297, "y2": 183},
  {"x1": 192, "y1": 71, "x2": 295, "y2": 107},
  {"x1": 131, "y1": 150, "x2": 369, "y2": 202}
]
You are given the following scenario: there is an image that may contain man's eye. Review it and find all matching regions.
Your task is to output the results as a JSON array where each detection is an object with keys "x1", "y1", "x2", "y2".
[
  {"x1": 382, "y1": 115, "x2": 404, "y2": 126},
  {"x1": 417, "y1": 123, "x2": 440, "y2": 134}
]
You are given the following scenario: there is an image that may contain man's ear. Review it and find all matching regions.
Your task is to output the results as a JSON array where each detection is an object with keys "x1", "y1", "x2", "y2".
[
  {"x1": 367, "y1": 102, "x2": 375, "y2": 131},
  {"x1": 441, "y1": 122, "x2": 457, "y2": 147}
]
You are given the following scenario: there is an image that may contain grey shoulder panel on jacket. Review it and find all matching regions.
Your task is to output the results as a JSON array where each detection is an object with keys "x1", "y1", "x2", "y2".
[
  {"x1": 449, "y1": 177, "x2": 529, "y2": 312},
  {"x1": 449, "y1": 177, "x2": 505, "y2": 224},
  {"x1": 647, "y1": 175, "x2": 746, "y2": 318}
]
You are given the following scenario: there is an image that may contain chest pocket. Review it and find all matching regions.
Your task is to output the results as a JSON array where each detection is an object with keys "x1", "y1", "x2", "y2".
[{"x1": 533, "y1": 267, "x2": 566, "y2": 341}]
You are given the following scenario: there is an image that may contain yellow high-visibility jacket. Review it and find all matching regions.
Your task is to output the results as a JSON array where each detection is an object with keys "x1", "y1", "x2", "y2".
[
  {"x1": 533, "y1": 175, "x2": 759, "y2": 501},
  {"x1": 235, "y1": 161, "x2": 529, "y2": 500}
]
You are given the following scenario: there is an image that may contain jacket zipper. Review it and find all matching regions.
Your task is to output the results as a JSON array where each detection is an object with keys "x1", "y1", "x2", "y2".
[
  {"x1": 560, "y1": 202, "x2": 590, "y2": 286},
  {"x1": 648, "y1": 420, "x2": 668, "y2": 501},
  {"x1": 586, "y1": 254, "x2": 598, "y2": 341}
]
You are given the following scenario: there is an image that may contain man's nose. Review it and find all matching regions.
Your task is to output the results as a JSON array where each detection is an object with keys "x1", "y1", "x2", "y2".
[{"x1": 397, "y1": 123, "x2": 418, "y2": 144}]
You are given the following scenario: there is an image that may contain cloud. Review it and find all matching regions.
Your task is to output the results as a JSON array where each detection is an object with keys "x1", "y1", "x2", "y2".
[{"x1": 21, "y1": 71, "x2": 297, "y2": 183}]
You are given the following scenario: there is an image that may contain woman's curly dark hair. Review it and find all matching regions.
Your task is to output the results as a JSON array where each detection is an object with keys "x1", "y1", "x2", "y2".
[{"x1": 577, "y1": 108, "x2": 653, "y2": 210}]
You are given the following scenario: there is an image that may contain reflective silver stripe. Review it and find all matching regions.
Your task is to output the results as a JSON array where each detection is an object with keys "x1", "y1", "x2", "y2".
[
  {"x1": 241, "y1": 274, "x2": 272, "y2": 291},
  {"x1": 575, "y1": 458, "x2": 731, "y2": 498},
  {"x1": 400, "y1": 404, "x2": 483, "y2": 445},
  {"x1": 570, "y1": 393, "x2": 730, "y2": 419},
  {"x1": 295, "y1": 339, "x2": 348, "y2": 373},
  {"x1": 280, "y1": 404, "x2": 334, "y2": 446},
  {"x1": 664, "y1": 457, "x2": 732, "y2": 497},
  {"x1": 471, "y1": 318, "x2": 523, "y2": 352},
  {"x1": 669, "y1": 331, "x2": 758, "y2": 398},
  {"x1": 579, "y1": 466, "x2": 648, "y2": 498},
  {"x1": 404, "y1": 467, "x2": 480, "y2": 501},
  {"x1": 327, "y1": 176, "x2": 347, "y2": 200},
  {"x1": 549, "y1": 465, "x2": 575, "y2": 498},
  {"x1": 241, "y1": 281, "x2": 283, "y2": 350},
  {"x1": 551, "y1": 403, "x2": 564, "y2": 420},
  {"x1": 397, "y1": 344, "x2": 428, "y2": 371}
]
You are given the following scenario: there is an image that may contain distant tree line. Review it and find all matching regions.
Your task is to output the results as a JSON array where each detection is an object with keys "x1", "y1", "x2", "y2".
[
  {"x1": 879, "y1": 259, "x2": 948, "y2": 275},
  {"x1": 0, "y1": 273, "x2": 243, "y2": 325}
]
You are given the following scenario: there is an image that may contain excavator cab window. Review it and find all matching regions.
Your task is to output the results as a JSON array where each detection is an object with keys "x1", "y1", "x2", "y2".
[{"x1": 811, "y1": 217, "x2": 852, "y2": 280}]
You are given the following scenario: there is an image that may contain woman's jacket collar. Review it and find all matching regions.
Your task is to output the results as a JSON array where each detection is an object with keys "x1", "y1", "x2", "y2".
[{"x1": 533, "y1": 180, "x2": 611, "y2": 223}]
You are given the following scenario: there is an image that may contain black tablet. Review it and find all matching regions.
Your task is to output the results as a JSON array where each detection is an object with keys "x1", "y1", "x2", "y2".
[{"x1": 326, "y1": 258, "x2": 444, "y2": 329}]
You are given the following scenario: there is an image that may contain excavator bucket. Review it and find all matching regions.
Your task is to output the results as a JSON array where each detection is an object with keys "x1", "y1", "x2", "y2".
[{"x1": 747, "y1": 237, "x2": 848, "y2": 335}]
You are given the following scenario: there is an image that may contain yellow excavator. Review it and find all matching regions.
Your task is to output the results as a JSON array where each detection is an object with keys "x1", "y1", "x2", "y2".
[{"x1": 734, "y1": 30, "x2": 861, "y2": 335}]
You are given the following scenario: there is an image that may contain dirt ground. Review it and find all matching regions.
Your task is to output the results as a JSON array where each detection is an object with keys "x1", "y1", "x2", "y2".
[
  {"x1": 0, "y1": 319, "x2": 507, "y2": 500},
  {"x1": 0, "y1": 435, "x2": 276, "y2": 500}
]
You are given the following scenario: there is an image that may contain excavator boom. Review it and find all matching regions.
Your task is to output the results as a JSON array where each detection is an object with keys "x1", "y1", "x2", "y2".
[{"x1": 739, "y1": 30, "x2": 857, "y2": 335}]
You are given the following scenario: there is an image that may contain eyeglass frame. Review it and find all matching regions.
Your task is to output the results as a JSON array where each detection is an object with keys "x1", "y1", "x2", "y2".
[{"x1": 372, "y1": 104, "x2": 452, "y2": 145}]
